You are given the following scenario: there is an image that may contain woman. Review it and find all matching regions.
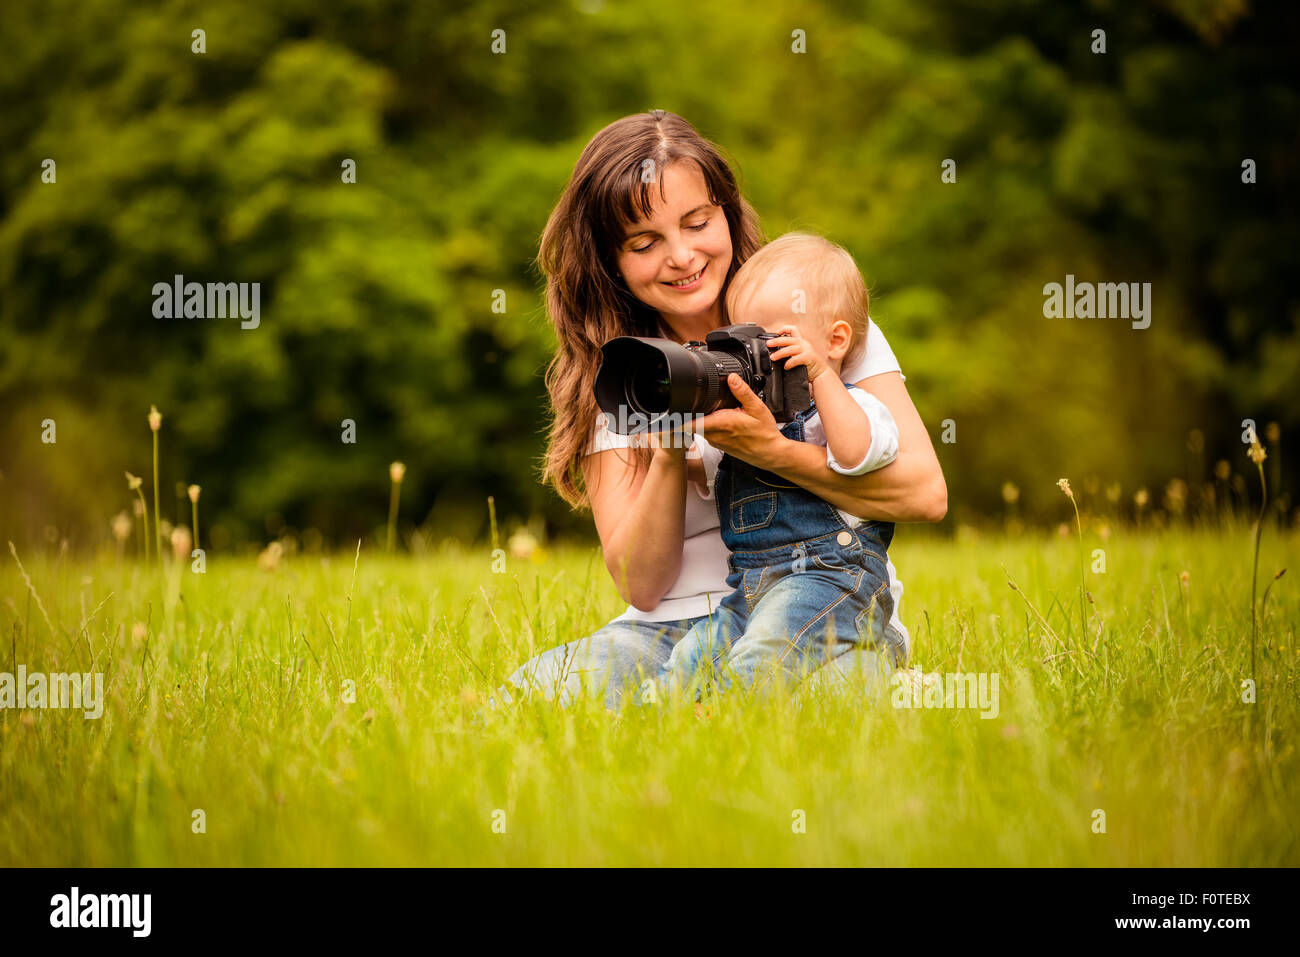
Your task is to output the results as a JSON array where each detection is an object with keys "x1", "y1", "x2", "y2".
[{"x1": 498, "y1": 110, "x2": 946, "y2": 708}]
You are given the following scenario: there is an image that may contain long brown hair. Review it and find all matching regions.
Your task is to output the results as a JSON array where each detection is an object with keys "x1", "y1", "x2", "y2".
[{"x1": 537, "y1": 110, "x2": 764, "y2": 510}]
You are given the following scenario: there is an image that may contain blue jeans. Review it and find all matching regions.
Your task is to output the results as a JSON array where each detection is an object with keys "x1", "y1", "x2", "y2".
[
  {"x1": 658, "y1": 533, "x2": 898, "y2": 698},
  {"x1": 494, "y1": 611, "x2": 898, "y2": 711},
  {"x1": 494, "y1": 616, "x2": 703, "y2": 710}
]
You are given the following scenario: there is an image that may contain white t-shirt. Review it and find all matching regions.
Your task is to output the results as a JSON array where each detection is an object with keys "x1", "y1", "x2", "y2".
[{"x1": 583, "y1": 319, "x2": 910, "y2": 655}]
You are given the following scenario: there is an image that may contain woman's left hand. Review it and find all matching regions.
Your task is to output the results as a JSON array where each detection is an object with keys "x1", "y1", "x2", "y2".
[{"x1": 690, "y1": 374, "x2": 788, "y2": 467}]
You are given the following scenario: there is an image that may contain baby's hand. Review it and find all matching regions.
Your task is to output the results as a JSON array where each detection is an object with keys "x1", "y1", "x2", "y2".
[{"x1": 765, "y1": 324, "x2": 832, "y2": 382}]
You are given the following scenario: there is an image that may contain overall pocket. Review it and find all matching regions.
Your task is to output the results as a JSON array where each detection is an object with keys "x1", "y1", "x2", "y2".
[
  {"x1": 730, "y1": 490, "x2": 777, "y2": 533},
  {"x1": 811, "y1": 550, "x2": 866, "y2": 590}
]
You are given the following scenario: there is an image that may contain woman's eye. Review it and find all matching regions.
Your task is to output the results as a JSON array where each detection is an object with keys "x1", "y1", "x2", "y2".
[{"x1": 628, "y1": 219, "x2": 706, "y2": 252}]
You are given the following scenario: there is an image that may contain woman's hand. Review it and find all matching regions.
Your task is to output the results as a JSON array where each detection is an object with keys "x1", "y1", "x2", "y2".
[
  {"x1": 691, "y1": 374, "x2": 789, "y2": 468},
  {"x1": 627, "y1": 427, "x2": 690, "y2": 454},
  {"x1": 629, "y1": 428, "x2": 711, "y2": 494}
]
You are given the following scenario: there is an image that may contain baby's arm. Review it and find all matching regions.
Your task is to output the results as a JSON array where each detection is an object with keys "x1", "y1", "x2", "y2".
[
  {"x1": 815, "y1": 375, "x2": 900, "y2": 476},
  {"x1": 763, "y1": 323, "x2": 900, "y2": 474},
  {"x1": 811, "y1": 372, "x2": 872, "y2": 472}
]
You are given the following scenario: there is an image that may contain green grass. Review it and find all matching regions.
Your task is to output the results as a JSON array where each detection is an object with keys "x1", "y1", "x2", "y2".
[{"x1": 1, "y1": 525, "x2": 1296, "y2": 866}]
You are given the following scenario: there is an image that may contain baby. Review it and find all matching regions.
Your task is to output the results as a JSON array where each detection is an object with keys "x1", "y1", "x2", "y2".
[{"x1": 659, "y1": 232, "x2": 903, "y2": 698}]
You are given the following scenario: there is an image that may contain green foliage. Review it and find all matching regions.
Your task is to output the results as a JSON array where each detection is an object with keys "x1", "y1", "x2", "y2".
[{"x1": 0, "y1": 0, "x2": 1295, "y2": 546}]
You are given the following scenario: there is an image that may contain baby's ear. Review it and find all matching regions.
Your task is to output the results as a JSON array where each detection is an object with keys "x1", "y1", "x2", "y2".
[{"x1": 826, "y1": 316, "x2": 854, "y2": 359}]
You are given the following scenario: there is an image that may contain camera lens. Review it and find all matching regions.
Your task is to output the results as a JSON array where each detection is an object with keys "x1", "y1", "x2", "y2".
[
  {"x1": 627, "y1": 355, "x2": 672, "y2": 414},
  {"x1": 695, "y1": 351, "x2": 744, "y2": 409},
  {"x1": 594, "y1": 331, "x2": 766, "y2": 434}
]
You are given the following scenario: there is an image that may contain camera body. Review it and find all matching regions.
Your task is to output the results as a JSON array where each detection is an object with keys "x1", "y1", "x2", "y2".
[
  {"x1": 594, "y1": 323, "x2": 811, "y2": 435},
  {"x1": 694, "y1": 323, "x2": 810, "y2": 422}
]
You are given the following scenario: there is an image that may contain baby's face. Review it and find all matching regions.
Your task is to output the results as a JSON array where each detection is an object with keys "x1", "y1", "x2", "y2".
[{"x1": 728, "y1": 267, "x2": 830, "y2": 348}]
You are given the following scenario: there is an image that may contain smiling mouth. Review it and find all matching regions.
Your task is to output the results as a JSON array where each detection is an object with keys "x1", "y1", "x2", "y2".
[{"x1": 663, "y1": 263, "x2": 706, "y2": 288}]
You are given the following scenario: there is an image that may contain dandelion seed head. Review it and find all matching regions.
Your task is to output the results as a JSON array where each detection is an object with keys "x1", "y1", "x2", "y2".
[
  {"x1": 170, "y1": 525, "x2": 193, "y2": 561},
  {"x1": 508, "y1": 527, "x2": 540, "y2": 560},
  {"x1": 258, "y1": 540, "x2": 284, "y2": 571},
  {"x1": 1165, "y1": 478, "x2": 1188, "y2": 513}
]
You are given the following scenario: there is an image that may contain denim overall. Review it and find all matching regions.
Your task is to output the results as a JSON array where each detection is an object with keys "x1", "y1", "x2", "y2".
[{"x1": 660, "y1": 387, "x2": 901, "y2": 697}]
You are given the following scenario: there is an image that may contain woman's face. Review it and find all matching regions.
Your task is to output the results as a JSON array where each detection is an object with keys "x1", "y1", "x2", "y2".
[{"x1": 614, "y1": 161, "x2": 733, "y2": 335}]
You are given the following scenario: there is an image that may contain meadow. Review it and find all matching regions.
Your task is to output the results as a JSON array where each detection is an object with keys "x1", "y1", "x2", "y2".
[{"x1": 0, "y1": 522, "x2": 1295, "y2": 867}]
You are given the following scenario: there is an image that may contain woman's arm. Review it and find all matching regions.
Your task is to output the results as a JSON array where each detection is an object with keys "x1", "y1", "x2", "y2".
[
  {"x1": 582, "y1": 438, "x2": 691, "y2": 611},
  {"x1": 694, "y1": 372, "x2": 947, "y2": 523}
]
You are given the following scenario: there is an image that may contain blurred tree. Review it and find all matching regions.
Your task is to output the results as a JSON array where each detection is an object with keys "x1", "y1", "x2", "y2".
[{"x1": 0, "y1": 0, "x2": 1295, "y2": 547}]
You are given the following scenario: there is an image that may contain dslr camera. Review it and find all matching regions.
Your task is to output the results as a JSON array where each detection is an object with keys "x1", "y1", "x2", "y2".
[{"x1": 594, "y1": 323, "x2": 811, "y2": 435}]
